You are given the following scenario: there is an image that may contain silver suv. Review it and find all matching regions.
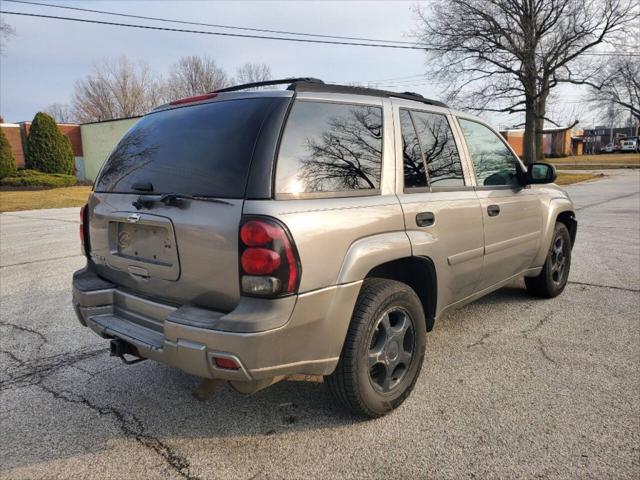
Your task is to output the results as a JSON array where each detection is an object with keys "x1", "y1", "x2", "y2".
[{"x1": 73, "y1": 78, "x2": 577, "y2": 417}]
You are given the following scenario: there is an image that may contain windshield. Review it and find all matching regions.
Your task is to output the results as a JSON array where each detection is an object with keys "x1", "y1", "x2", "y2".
[{"x1": 94, "y1": 97, "x2": 284, "y2": 198}]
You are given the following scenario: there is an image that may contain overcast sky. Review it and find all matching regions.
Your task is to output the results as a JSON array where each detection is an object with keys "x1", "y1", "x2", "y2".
[{"x1": 0, "y1": 0, "x2": 592, "y2": 128}]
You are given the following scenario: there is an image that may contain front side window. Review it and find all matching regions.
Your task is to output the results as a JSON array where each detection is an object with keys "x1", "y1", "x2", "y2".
[
  {"x1": 276, "y1": 101, "x2": 383, "y2": 196},
  {"x1": 458, "y1": 119, "x2": 520, "y2": 187}
]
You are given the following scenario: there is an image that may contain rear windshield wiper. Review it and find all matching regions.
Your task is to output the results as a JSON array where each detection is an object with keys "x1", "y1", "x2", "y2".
[{"x1": 132, "y1": 193, "x2": 232, "y2": 210}]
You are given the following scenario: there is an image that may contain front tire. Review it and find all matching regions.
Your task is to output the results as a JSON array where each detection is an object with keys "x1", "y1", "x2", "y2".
[
  {"x1": 525, "y1": 222, "x2": 572, "y2": 298},
  {"x1": 325, "y1": 278, "x2": 426, "y2": 418}
]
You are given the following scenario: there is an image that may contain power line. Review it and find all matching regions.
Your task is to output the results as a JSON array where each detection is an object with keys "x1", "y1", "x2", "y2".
[
  {"x1": 0, "y1": 10, "x2": 430, "y2": 50},
  {"x1": 2, "y1": 9, "x2": 639, "y2": 57},
  {"x1": 4, "y1": 0, "x2": 418, "y2": 45}
]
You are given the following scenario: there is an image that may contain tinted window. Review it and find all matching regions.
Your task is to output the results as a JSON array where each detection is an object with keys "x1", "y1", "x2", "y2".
[
  {"x1": 95, "y1": 98, "x2": 282, "y2": 197},
  {"x1": 411, "y1": 111, "x2": 464, "y2": 186},
  {"x1": 458, "y1": 119, "x2": 519, "y2": 187},
  {"x1": 400, "y1": 110, "x2": 427, "y2": 188},
  {"x1": 276, "y1": 101, "x2": 383, "y2": 195}
]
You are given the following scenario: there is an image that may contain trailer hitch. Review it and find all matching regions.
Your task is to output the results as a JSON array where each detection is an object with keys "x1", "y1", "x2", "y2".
[{"x1": 109, "y1": 338, "x2": 147, "y2": 365}]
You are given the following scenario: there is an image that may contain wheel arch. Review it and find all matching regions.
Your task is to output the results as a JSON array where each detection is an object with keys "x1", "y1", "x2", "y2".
[
  {"x1": 532, "y1": 198, "x2": 577, "y2": 267},
  {"x1": 556, "y1": 210, "x2": 577, "y2": 247},
  {"x1": 365, "y1": 256, "x2": 438, "y2": 332}
]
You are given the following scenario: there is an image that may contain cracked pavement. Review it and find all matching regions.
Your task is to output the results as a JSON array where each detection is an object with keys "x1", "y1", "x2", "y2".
[{"x1": 1, "y1": 170, "x2": 639, "y2": 479}]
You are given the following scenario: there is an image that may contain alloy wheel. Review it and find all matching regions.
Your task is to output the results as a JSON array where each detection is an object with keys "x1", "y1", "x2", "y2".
[
  {"x1": 368, "y1": 307, "x2": 416, "y2": 393},
  {"x1": 550, "y1": 235, "x2": 568, "y2": 285}
]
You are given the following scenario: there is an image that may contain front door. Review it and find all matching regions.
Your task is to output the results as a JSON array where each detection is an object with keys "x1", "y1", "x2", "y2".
[
  {"x1": 456, "y1": 118, "x2": 543, "y2": 290},
  {"x1": 394, "y1": 106, "x2": 485, "y2": 309}
]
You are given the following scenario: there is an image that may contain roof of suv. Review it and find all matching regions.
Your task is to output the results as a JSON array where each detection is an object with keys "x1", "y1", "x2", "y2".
[{"x1": 156, "y1": 77, "x2": 448, "y2": 112}]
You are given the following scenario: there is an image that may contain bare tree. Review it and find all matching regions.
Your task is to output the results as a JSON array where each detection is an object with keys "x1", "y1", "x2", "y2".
[
  {"x1": 166, "y1": 56, "x2": 228, "y2": 99},
  {"x1": 45, "y1": 103, "x2": 76, "y2": 124},
  {"x1": 71, "y1": 56, "x2": 163, "y2": 122},
  {"x1": 234, "y1": 63, "x2": 273, "y2": 89},
  {"x1": 414, "y1": 0, "x2": 638, "y2": 163},
  {"x1": 0, "y1": 18, "x2": 15, "y2": 53},
  {"x1": 570, "y1": 57, "x2": 639, "y2": 122}
]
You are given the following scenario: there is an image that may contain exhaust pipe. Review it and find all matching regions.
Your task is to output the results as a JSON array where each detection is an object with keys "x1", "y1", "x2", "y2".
[{"x1": 109, "y1": 338, "x2": 146, "y2": 365}]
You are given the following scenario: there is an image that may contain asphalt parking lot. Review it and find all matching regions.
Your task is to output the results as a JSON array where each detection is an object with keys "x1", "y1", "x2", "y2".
[{"x1": 1, "y1": 170, "x2": 638, "y2": 479}]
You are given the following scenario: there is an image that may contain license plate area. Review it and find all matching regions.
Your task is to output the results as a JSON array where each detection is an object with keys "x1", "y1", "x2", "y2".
[
  {"x1": 106, "y1": 212, "x2": 180, "y2": 281},
  {"x1": 117, "y1": 223, "x2": 172, "y2": 266}
]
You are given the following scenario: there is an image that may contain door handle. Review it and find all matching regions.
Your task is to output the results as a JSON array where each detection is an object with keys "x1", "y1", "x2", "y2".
[
  {"x1": 487, "y1": 204, "x2": 501, "y2": 217},
  {"x1": 416, "y1": 212, "x2": 435, "y2": 227}
]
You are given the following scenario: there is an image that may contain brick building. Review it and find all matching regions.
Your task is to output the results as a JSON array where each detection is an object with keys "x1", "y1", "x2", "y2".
[
  {"x1": 0, "y1": 121, "x2": 83, "y2": 169},
  {"x1": 500, "y1": 126, "x2": 584, "y2": 157}
]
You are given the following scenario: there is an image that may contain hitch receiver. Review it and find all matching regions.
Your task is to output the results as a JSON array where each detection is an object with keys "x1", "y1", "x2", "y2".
[{"x1": 109, "y1": 338, "x2": 147, "y2": 365}]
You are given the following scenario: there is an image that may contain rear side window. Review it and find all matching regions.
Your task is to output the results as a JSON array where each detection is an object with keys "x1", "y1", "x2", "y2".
[
  {"x1": 95, "y1": 98, "x2": 283, "y2": 198},
  {"x1": 275, "y1": 101, "x2": 383, "y2": 196}
]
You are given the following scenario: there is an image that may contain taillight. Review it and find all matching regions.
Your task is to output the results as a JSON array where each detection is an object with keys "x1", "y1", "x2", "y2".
[
  {"x1": 239, "y1": 217, "x2": 301, "y2": 297},
  {"x1": 80, "y1": 204, "x2": 89, "y2": 255}
]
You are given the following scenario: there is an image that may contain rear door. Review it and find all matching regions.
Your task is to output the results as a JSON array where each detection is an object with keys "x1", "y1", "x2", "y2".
[
  {"x1": 88, "y1": 95, "x2": 289, "y2": 312},
  {"x1": 455, "y1": 117, "x2": 543, "y2": 290},
  {"x1": 393, "y1": 102, "x2": 485, "y2": 308}
]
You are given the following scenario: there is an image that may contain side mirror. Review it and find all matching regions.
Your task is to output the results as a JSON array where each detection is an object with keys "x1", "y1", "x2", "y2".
[{"x1": 525, "y1": 162, "x2": 557, "y2": 184}]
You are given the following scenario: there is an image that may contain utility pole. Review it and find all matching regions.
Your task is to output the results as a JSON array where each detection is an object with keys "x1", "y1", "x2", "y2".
[{"x1": 609, "y1": 100, "x2": 614, "y2": 144}]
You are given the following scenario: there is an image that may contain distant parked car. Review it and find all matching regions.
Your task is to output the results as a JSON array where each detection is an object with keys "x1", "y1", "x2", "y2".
[
  {"x1": 601, "y1": 143, "x2": 618, "y2": 153},
  {"x1": 620, "y1": 139, "x2": 638, "y2": 153}
]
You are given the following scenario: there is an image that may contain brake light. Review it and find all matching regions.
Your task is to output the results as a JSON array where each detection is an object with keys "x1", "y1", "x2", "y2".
[
  {"x1": 241, "y1": 248, "x2": 281, "y2": 275},
  {"x1": 239, "y1": 217, "x2": 301, "y2": 297},
  {"x1": 169, "y1": 92, "x2": 218, "y2": 106},
  {"x1": 80, "y1": 204, "x2": 89, "y2": 255}
]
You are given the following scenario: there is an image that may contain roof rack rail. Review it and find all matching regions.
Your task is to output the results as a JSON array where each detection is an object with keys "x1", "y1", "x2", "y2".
[
  {"x1": 212, "y1": 77, "x2": 324, "y2": 94},
  {"x1": 290, "y1": 81, "x2": 448, "y2": 108}
]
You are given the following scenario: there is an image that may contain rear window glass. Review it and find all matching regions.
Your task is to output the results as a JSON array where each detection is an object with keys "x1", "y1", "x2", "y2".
[
  {"x1": 95, "y1": 98, "x2": 281, "y2": 198},
  {"x1": 275, "y1": 101, "x2": 383, "y2": 196}
]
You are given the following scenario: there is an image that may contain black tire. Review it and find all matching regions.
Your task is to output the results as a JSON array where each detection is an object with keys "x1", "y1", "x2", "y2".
[
  {"x1": 525, "y1": 222, "x2": 571, "y2": 298},
  {"x1": 325, "y1": 278, "x2": 426, "y2": 418}
]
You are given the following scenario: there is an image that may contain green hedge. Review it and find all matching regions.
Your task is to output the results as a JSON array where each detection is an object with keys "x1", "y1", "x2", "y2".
[
  {"x1": 0, "y1": 128, "x2": 17, "y2": 179},
  {"x1": 0, "y1": 169, "x2": 77, "y2": 188},
  {"x1": 25, "y1": 112, "x2": 75, "y2": 174}
]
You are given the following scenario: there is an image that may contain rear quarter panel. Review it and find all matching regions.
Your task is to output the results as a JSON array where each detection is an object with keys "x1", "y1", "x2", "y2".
[{"x1": 242, "y1": 195, "x2": 407, "y2": 292}]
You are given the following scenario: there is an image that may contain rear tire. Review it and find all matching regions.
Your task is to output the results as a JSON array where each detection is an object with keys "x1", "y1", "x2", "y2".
[
  {"x1": 525, "y1": 222, "x2": 571, "y2": 298},
  {"x1": 325, "y1": 278, "x2": 426, "y2": 418}
]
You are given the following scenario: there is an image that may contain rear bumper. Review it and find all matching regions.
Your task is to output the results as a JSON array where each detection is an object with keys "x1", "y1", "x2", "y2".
[{"x1": 72, "y1": 266, "x2": 361, "y2": 381}]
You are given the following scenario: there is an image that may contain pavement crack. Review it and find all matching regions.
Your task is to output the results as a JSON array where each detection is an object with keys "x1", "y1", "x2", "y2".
[
  {"x1": 537, "y1": 338, "x2": 558, "y2": 365},
  {"x1": 0, "y1": 348, "x2": 23, "y2": 364},
  {"x1": 0, "y1": 321, "x2": 49, "y2": 344},
  {"x1": 575, "y1": 192, "x2": 639, "y2": 211},
  {"x1": 568, "y1": 281, "x2": 640, "y2": 293},
  {"x1": 0, "y1": 347, "x2": 108, "y2": 391},
  {"x1": 467, "y1": 332, "x2": 491, "y2": 349},
  {"x1": 37, "y1": 382, "x2": 201, "y2": 480},
  {"x1": 521, "y1": 312, "x2": 553, "y2": 336},
  {"x1": 1, "y1": 342, "x2": 201, "y2": 480},
  {"x1": 0, "y1": 254, "x2": 83, "y2": 269},
  {"x1": 521, "y1": 312, "x2": 559, "y2": 366},
  {"x1": 0, "y1": 212, "x2": 80, "y2": 224}
]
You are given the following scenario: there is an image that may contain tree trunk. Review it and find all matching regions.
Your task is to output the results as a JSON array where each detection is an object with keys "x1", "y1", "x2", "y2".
[
  {"x1": 523, "y1": 100, "x2": 537, "y2": 165},
  {"x1": 535, "y1": 115, "x2": 545, "y2": 161},
  {"x1": 535, "y1": 95, "x2": 547, "y2": 161}
]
